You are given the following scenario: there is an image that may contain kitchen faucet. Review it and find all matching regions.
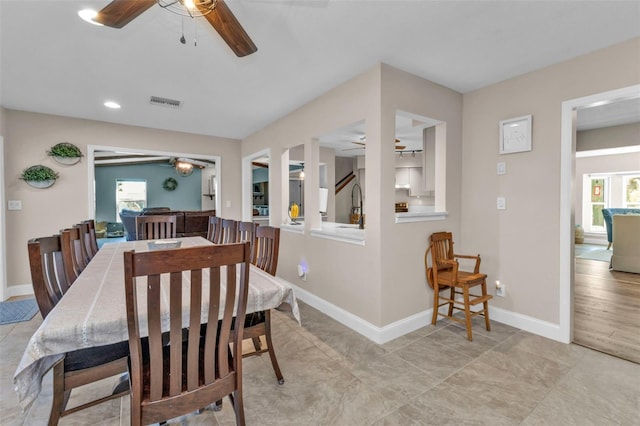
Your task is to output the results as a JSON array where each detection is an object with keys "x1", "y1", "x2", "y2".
[{"x1": 352, "y1": 182, "x2": 364, "y2": 229}]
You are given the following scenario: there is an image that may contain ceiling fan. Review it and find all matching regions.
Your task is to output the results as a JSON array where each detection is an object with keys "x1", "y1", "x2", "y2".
[
  {"x1": 93, "y1": 0, "x2": 257, "y2": 57},
  {"x1": 342, "y1": 138, "x2": 407, "y2": 152}
]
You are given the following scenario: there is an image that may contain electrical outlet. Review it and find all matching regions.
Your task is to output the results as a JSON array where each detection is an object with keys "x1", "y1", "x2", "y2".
[{"x1": 495, "y1": 280, "x2": 505, "y2": 297}]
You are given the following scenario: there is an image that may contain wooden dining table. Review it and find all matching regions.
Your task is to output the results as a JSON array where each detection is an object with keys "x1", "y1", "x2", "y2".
[{"x1": 14, "y1": 236, "x2": 300, "y2": 410}]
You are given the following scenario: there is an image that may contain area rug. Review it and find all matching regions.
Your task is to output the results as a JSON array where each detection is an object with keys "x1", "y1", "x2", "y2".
[
  {"x1": 0, "y1": 298, "x2": 39, "y2": 325},
  {"x1": 575, "y1": 246, "x2": 613, "y2": 262}
]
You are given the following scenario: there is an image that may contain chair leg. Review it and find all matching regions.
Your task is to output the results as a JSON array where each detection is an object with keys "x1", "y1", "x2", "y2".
[
  {"x1": 481, "y1": 279, "x2": 491, "y2": 331},
  {"x1": 264, "y1": 310, "x2": 284, "y2": 384},
  {"x1": 251, "y1": 336, "x2": 262, "y2": 352},
  {"x1": 448, "y1": 287, "x2": 455, "y2": 317},
  {"x1": 232, "y1": 389, "x2": 246, "y2": 426},
  {"x1": 48, "y1": 359, "x2": 65, "y2": 426},
  {"x1": 463, "y1": 286, "x2": 473, "y2": 341},
  {"x1": 431, "y1": 285, "x2": 440, "y2": 326}
]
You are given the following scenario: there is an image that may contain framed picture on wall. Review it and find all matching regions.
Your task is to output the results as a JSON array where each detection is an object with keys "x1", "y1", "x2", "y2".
[{"x1": 499, "y1": 115, "x2": 532, "y2": 154}]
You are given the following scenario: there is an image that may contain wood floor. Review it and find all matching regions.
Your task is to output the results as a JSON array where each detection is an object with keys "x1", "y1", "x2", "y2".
[{"x1": 574, "y1": 258, "x2": 640, "y2": 364}]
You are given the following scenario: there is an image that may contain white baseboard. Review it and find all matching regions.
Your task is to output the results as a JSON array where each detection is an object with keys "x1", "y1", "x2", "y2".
[
  {"x1": 288, "y1": 283, "x2": 565, "y2": 344},
  {"x1": 2, "y1": 284, "x2": 34, "y2": 302}
]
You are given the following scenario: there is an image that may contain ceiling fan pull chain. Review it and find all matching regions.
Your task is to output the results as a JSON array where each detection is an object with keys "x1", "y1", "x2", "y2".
[
  {"x1": 194, "y1": 18, "x2": 197, "y2": 47},
  {"x1": 180, "y1": 17, "x2": 186, "y2": 45}
]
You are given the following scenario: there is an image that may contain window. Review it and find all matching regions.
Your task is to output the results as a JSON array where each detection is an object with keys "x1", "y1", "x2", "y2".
[
  {"x1": 588, "y1": 177, "x2": 608, "y2": 231},
  {"x1": 116, "y1": 179, "x2": 146, "y2": 221},
  {"x1": 623, "y1": 175, "x2": 640, "y2": 208}
]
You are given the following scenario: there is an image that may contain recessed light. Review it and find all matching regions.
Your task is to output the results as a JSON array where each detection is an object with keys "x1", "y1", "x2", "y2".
[
  {"x1": 104, "y1": 101, "x2": 121, "y2": 109},
  {"x1": 78, "y1": 9, "x2": 103, "y2": 26}
]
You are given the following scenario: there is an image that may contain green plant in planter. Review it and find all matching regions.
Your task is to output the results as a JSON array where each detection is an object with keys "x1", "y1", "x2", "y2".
[
  {"x1": 47, "y1": 142, "x2": 83, "y2": 158},
  {"x1": 20, "y1": 165, "x2": 59, "y2": 182}
]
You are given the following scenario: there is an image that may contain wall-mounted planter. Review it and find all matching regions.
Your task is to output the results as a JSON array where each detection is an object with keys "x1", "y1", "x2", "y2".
[
  {"x1": 20, "y1": 165, "x2": 59, "y2": 189},
  {"x1": 47, "y1": 142, "x2": 83, "y2": 165},
  {"x1": 52, "y1": 155, "x2": 80, "y2": 165},
  {"x1": 26, "y1": 179, "x2": 56, "y2": 189}
]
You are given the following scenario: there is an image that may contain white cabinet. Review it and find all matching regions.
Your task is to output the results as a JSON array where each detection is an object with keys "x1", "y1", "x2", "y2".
[
  {"x1": 396, "y1": 167, "x2": 434, "y2": 197},
  {"x1": 395, "y1": 168, "x2": 410, "y2": 189},
  {"x1": 409, "y1": 168, "x2": 430, "y2": 197}
]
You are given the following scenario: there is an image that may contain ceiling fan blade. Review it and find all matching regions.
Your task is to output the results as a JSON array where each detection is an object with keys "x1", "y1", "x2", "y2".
[
  {"x1": 342, "y1": 147, "x2": 365, "y2": 151},
  {"x1": 351, "y1": 141, "x2": 366, "y2": 146},
  {"x1": 200, "y1": 0, "x2": 257, "y2": 57},
  {"x1": 395, "y1": 145, "x2": 407, "y2": 150},
  {"x1": 95, "y1": 0, "x2": 156, "y2": 28}
]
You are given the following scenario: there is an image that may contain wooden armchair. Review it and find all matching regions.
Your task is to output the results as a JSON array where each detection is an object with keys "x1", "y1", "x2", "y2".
[
  {"x1": 123, "y1": 243, "x2": 251, "y2": 425},
  {"x1": 425, "y1": 232, "x2": 491, "y2": 341}
]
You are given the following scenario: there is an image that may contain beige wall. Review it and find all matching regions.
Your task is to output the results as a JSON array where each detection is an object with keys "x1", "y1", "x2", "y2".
[
  {"x1": 3, "y1": 110, "x2": 241, "y2": 290},
  {"x1": 242, "y1": 65, "x2": 384, "y2": 324},
  {"x1": 242, "y1": 64, "x2": 463, "y2": 327},
  {"x1": 461, "y1": 38, "x2": 640, "y2": 323},
  {"x1": 577, "y1": 122, "x2": 640, "y2": 151}
]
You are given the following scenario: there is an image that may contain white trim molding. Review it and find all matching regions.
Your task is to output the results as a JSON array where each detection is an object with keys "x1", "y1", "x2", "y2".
[
  {"x1": 288, "y1": 282, "x2": 566, "y2": 344},
  {"x1": 559, "y1": 84, "x2": 640, "y2": 344}
]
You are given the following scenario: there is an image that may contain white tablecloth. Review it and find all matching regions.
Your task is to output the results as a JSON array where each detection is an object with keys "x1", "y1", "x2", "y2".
[{"x1": 14, "y1": 237, "x2": 300, "y2": 410}]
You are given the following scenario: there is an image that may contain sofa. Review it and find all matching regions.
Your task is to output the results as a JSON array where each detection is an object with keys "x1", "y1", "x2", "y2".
[
  {"x1": 601, "y1": 208, "x2": 640, "y2": 249},
  {"x1": 611, "y1": 214, "x2": 640, "y2": 273},
  {"x1": 119, "y1": 208, "x2": 216, "y2": 240}
]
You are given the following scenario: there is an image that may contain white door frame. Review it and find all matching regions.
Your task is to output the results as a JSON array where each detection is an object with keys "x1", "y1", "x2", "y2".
[
  {"x1": 559, "y1": 84, "x2": 640, "y2": 343},
  {"x1": 0, "y1": 136, "x2": 6, "y2": 301}
]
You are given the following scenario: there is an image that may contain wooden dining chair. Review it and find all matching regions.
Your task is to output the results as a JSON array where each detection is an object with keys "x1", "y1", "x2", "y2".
[
  {"x1": 253, "y1": 225, "x2": 280, "y2": 276},
  {"x1": 425, "y1": 231, "x2": 492, "y2": 341},
  {"x1": 60, "y1": 227, "x2": 89, "y2": 283},
  {"x1": 243, "y1": 225, "x2": 284, "y2": 384},
  {"x1": 123, "y1": 242, "x2": 251, "y2": 426},
  {"x1": 236, "y1": 221, "x2": 258, "y2": 260},
  {"x1": 27, "y1": 235, "x2": 70, "y2": 319},
  {"x1": 76, "y1": 222, "x2": 97, "y2": 262},
  {"x1": 206, "y1": 216, "x2": 221, "y2": 243},
  {"x1": 28, "y1": 236, "x2": 129, "y2": 425},
  {"x1": 135, "y1": 215, "x2": 177, "y2": 240},
  {"x1": 82, "y1": 219, "x2": 100, "y2": 257},
  {"x1": 218, "y1": 219, "x2": 239, "y2": 244}
]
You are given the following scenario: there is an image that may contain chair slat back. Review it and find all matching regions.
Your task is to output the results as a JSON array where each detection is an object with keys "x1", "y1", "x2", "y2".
[
  {"x1": 61, "y1": 227, "x2": 88, "y2": 283},
  {"x1": 253, "y1": 226, "x2": 280, "y2": 276},
  {"x1": 77, "y1": 222, "x2": 96, "y2": 262},
  {"x1": 206, "y1": 216, "x2": 220, "y2": 243},
  {"x1": 82, "y1": 219, "x2": 100, "y2": 257},
  {"x1": 236, "y1": 221, "x2": 258, "y2": 260},
  {"x1": 429, "y1": 231, "x2": 454, "y2": 271},
  {"x1": 28, "y1": 235, "x2": 71, "y2": 318},
  {"x1": 135, "y1": 215, "x2": 177, "y2": 240},
  {"x1": 218, "y1": 219, "x2": 238, "y2": 244},
  {"x1": 123, "y1": 243, "x2": 250, "y2": 413}
]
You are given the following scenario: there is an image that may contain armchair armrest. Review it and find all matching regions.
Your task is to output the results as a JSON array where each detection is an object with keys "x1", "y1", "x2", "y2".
[{"x1": 454, "y1": 253, "x2": 482, "y2": 273}]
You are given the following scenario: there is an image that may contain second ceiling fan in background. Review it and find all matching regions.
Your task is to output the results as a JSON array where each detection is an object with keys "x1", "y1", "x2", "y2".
[{"x1": 94, "y1": 0, "x2": 257, "y2": 57}]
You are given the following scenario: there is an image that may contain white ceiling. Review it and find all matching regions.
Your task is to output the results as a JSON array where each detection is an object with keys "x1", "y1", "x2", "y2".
[{"x1": 1, "y1": 0, "x2": 639, "y2": 147}]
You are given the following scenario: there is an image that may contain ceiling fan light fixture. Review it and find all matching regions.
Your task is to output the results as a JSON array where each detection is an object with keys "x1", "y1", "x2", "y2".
[
  {"x1": 78, "y1": 9, "x2": 104, "y2": 26},
  {"x1": 175, "y1": 160, "x2": 194, "y2": 176},
  {"x1": 157, "y1": 0, "x2": 217, "y2": 18}
]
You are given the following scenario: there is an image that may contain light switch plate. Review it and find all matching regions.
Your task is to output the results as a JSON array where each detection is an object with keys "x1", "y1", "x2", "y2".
[
  {"x1": 8, "y1": 200, "x2": 22, "y2": 210},
  {"x1": 497, "y1": 162, "x2": 506, "y2": 175},
  {"x1": 497, "y1": 197, "x2": 506, "y2": 210}
]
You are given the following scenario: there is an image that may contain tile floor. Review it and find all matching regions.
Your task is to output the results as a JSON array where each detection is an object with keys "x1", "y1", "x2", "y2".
[{"x1": 1, "y1": 301, "x2": 639, "y2": 425}]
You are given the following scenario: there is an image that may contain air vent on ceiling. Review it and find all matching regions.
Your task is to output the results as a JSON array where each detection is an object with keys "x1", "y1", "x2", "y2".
[{"x1": 149, "y1": 96, "x2": 182, "y2": 109}]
